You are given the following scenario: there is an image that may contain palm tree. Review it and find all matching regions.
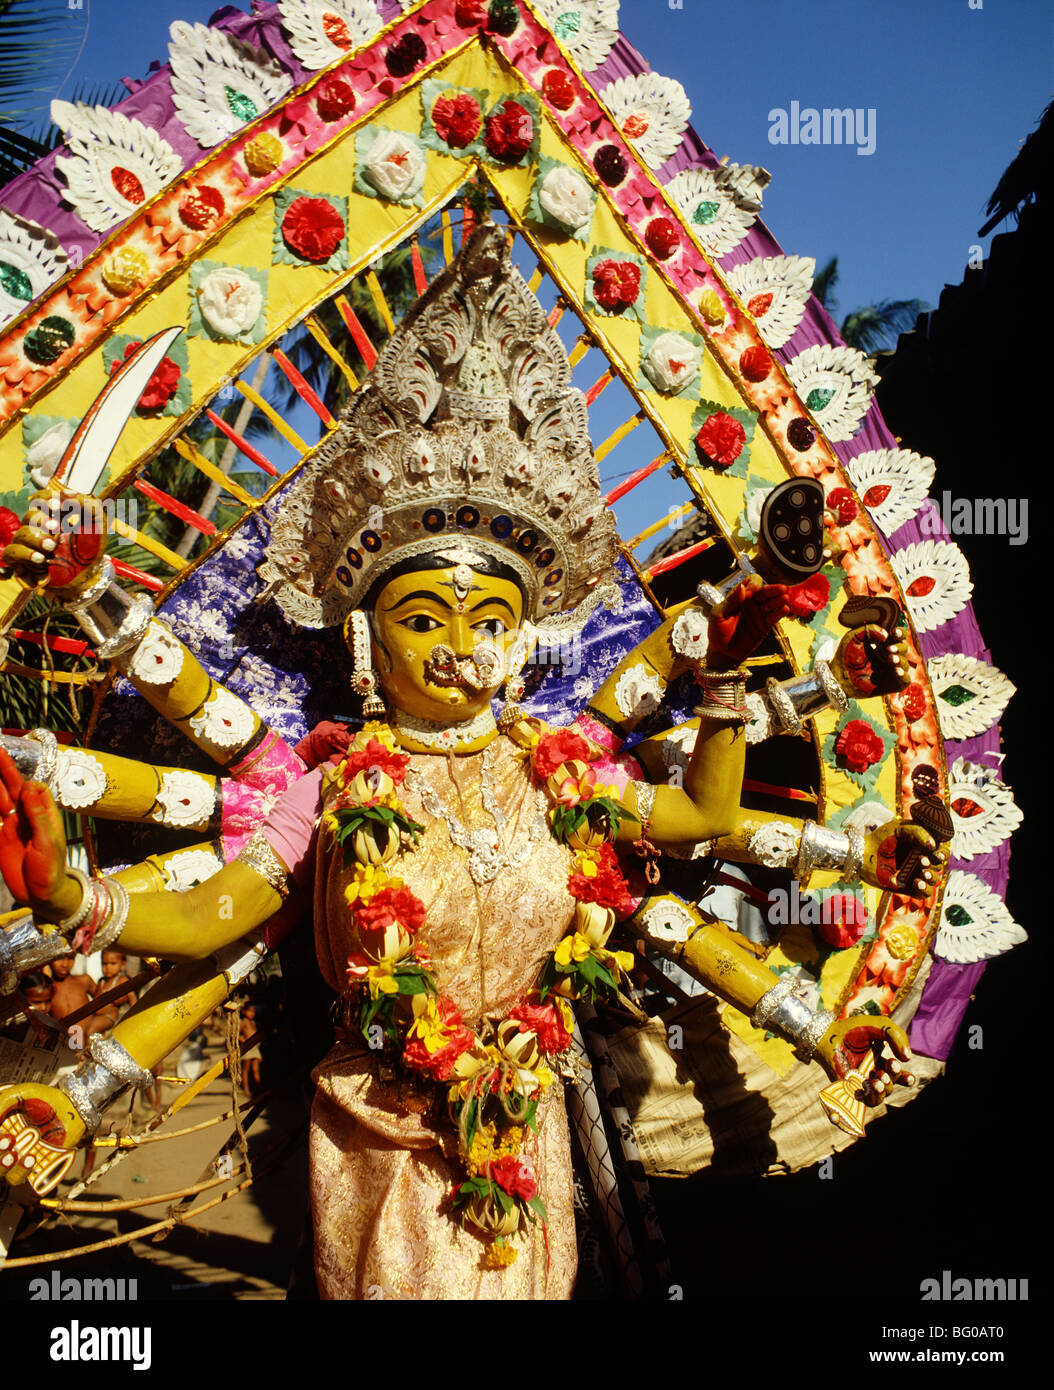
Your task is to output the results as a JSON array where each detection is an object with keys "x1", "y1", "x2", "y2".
[{"x1": 812, "y1": 254, "x2": 929, "y2": 356}]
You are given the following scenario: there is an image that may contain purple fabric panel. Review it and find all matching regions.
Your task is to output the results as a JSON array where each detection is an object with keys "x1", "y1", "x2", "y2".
[{"x1": 908, "y1": 955, "x2": 986, "y2": 1060}]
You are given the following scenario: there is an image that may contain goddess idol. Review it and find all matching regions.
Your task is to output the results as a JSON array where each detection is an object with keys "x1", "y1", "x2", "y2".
[{"x1": 0, "y1": 225, "x2": 940, "y2": 1298}]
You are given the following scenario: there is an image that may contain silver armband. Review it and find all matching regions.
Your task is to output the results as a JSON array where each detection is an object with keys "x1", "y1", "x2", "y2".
[
  {"x1": 0, "y1": 914, "x2": 71, "y2": 994},
  {"x1": 212, "y1": 933, "x2": 268, "y2": 988},
  {"x1": 65, "y1": 558, "x2": 154, "y2": 659},
  {"x1": 794, "y1": 820, "x2": 863, "y2": 881},
  {"x1": 759, "y1": 661, "x2": 848, "y2": 739},
  {"x1": 236, "y1": 830, "x2": 294, "y2": 900},
  {"x1": 59, "y1": 1037, "x2": 153, "y2": 1135},
  {"x1": 0, "y1": 729, "x2": 60, "y2": 791},
  {"x1": 751, "y1": 975, "x2": 835, "y2": 1063}
]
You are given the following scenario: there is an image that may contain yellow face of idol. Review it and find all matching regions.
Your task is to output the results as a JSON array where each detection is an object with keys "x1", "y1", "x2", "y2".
[{"x1": 367, "y1": 565, "x2": 525, "y2": 723}]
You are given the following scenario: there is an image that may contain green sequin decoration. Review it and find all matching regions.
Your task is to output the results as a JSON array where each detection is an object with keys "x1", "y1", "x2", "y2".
[
  {"x1": 0, "y1": 261, "x2": 32, "y2": 301},
  {"x1": 805, "y1": 387, "x2": 836, "y2": 412},
  {"x1": 24, "y1": 315, "x2": 75, "y2": 365},
  {"x1": 554, "y1": 11, "x2": 581, "y2": 38},
  {"x1": 692, "y1": 200, "x2": 720, "y2": 225},
  {"x1": 946, "y1": 904, "x2": 974, "y2": 926},
  {"x1": 941, "y1": 684, "x2": 977, "y2": 706},
  {"x1": 225, "y1": 86, "x2": 259, "y2": 122}
]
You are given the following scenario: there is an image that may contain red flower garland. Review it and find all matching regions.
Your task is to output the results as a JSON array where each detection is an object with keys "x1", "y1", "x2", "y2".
[
  {"x1": 567, "y1": 842, "x2": 634, "y2": 915},
  {"x1": 531, "y1": 728, "x2": 591, "y2": 778},
  {"x1": 508, "y1": 999, "x2": 573, "y2": 1055}
]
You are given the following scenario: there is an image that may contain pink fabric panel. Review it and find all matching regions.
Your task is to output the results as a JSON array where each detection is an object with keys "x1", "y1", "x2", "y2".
[{"x1": 260, "y1": 766, "x2": 325, "y2": 888}]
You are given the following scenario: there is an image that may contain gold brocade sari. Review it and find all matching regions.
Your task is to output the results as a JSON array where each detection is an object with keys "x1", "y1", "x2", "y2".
[{"x1": 309, "y1": 736, "x2": 579, "y2": 1299}]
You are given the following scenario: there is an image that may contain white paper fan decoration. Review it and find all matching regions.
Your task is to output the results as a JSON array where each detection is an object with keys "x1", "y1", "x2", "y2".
[
  {"x1": 52, "y1": 102, "x2": 183, "y2": 233},
  {"x1": 535, "y1": 0, "x2": 621, "y2": 70},
  {"x1": 0, "y1": 209, "x2": 68, "y2": 328},
  {"x1": 278, "y1": 0, "x2": 383, "y2": 70},
  {"x1": 935, "y1": 870, "x2": 1026, "y2": 964},
  {"x1": 844, "y1": 447, "x2": 935, "y2": 534},
  {"x1": 725, "y1": 255, "x2": 814, "y2": 349},
  {"x1": 785, "y1": 344, "x2": 878, "y2": 442},
  {"x1": 946, "y1": 757, "x2": 1022, "y2": 861},
  {"x1": 601, "y1": 72, "x2": 691, "y2": 170},
  {"x1": 664, "y1": 164, "x2": 770, "y2": 259},
  {"x1": 889, "y1": 539, "x2": 972, "y2": 633},
  {"x1": 169, "y1": 21, "x2": 292, "y2": 148},
  {"x1": 928, "y1": 654, "x2": 1016, "y2": 741}
]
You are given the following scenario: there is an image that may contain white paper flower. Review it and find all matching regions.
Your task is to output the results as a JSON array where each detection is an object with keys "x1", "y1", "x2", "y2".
[
  {"x1": 641, "y1": 899, "x2": 698, "y2": 945},
  {"x1": 744, "y1": 692, "x2": 776, "y2": 744},
  {"x1": 844, "y1": 447, "x2": 935, "y2": 535},
  {"x1": 0, "y1": 209, "x2": 69, "y2": 328},
  {"x1": 643, "y1": 331, "x2": 701, "y2": 395},
  {"x1": 535, "y1": 0, "x2": 620, "y2": 70},
  {"x1": 747, "y1": 820, "x2": 800, "y2": 868},
  {"x1": 614, "y1": 662, "x2": 663, "y2": 720},
  {"x1": 890, "y1": 540, "x2": 973, "y2": 634},
  {"x1": 537, "y1": 165, "x2": 594, "y2": 231},
  {"x1": 725, "y1": 255, "x2": 815, "y2": 350},
  {"x1": 189, "y1": 687, "x2": 256, "y2": 750},
  {"x1": 126, "y1": 621, "x2": 186, "y2": 685},
  {"x1": 947, "y1": 757, "x2": 1022, "y2": 861},
  {"x1": 671, "y1": 607, "x2": 709, "y2": 662},
  {"x1": 842, "y1": 800, "x2": 892, "y2": 835},
  {"x1": 197, "y1": 267, "x2": 263, "y2": 339},
  {"x1": 405, "y1": 436, "x2": 438, "y2": 478},
  {"x1": 162, "y1": 847, "x2": 224, "y2": 892},
  {"x1": 927, "y1": 653, "x2": 1016, "y2": 741},
  {"x1": 154, "y1": 770, "x2": 214, "y2": 828},
  {"x1": 601, "y1": 72, "x2": 690, "y2": 170},
  {"x1": 55, "y1": 750, "x2": 107, "y2": 810},
  {"x1": 363, "y1": 130, "x2": 426, "y2": 203},
  {"x1": 26, "y1": 421, "x2": 73, "y2": 489},
  {"x1": 935, "y1": 871, "x2": 1026, "y2": 964}
]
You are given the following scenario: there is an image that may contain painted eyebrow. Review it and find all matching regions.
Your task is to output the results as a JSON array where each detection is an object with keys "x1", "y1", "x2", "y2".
[
  {"x1": 469, "y1": 597, "x2": 518, "y2": 618},
  {"x1": 383, "y1": 590, "x2": 456, "y2": 613}
]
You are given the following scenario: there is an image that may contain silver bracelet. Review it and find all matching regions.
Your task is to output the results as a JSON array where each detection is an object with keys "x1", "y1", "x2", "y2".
[
  {"x1": 90, "y1": 876, "x2": 131, "y2": 954},
  {"x1": 65, "y1": 562, "x2": 154, "y2": 659},
  {"x1": 843, "y1": 827, "x2": 865, "y2": 882},
  {"x1": 89, "y1": 1035, "x2": 153, "y2": 1088},
  {"x1": 0, "y1": 914, "x2": 72, "y2": 994},
  {"x1": 57, "y1": 867, "x2": 93, "y2": 936},
  {"x1": 59, "y1": 1038, "x2": 152, "y2": 1135},
  {"x1": 751, "y1": 976, "x2": 835, "y2": 1063},
  {"x1": 59, "y1": 1062, "x2": 119, "y2": 1135},
  {"x1": 28, "y1": 728, "x2": 59, "y2": 792},
  {"x1": 795, "y1": 820, "x2": 852, "y2": 880},
  {"x1": 236, "y1": 829, "x2": 294, "y2": 900}
]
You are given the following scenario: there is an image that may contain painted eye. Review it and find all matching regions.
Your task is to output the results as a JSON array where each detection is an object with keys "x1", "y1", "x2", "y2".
[
  {"x1": 403, "y1": 615, "x2": 441, "y2": 633},
  {"x1": 473, "y1": 619, "x2": 506, "y2": 638}
]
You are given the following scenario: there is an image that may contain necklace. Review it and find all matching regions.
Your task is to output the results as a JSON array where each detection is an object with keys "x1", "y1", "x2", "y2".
[
  {"x1": 393, "y1": 706, "x2": 498, "y2": 753},
  {"x1": 404, "y1": 740, "x2": 549, "y2": 886}
]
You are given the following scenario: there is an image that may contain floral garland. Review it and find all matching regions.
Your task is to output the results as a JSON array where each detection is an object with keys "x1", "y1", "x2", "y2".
[{"x1": 324, "y1": 719, "x2": 637, "y2": 1269}]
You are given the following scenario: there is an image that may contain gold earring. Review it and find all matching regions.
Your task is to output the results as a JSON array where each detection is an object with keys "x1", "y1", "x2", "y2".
[{"x1": 345, "y1": 611, "x2": 386, "y2": 718}]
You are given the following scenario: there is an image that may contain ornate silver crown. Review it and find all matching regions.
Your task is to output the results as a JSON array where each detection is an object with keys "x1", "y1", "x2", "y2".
[{"x1": 259, "y1": 222, "x2": 619, "y2": 629}]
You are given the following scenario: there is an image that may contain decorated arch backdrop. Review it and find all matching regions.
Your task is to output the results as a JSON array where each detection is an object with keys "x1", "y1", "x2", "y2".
[{"x1": 0, "y1": 1, "x2": 1022, "y2": 1109}]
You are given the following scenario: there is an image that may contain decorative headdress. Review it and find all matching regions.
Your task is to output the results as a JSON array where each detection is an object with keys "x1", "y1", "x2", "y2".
[{"x1": 259, "y1": 223, "x2": 619, "y2": 629}]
